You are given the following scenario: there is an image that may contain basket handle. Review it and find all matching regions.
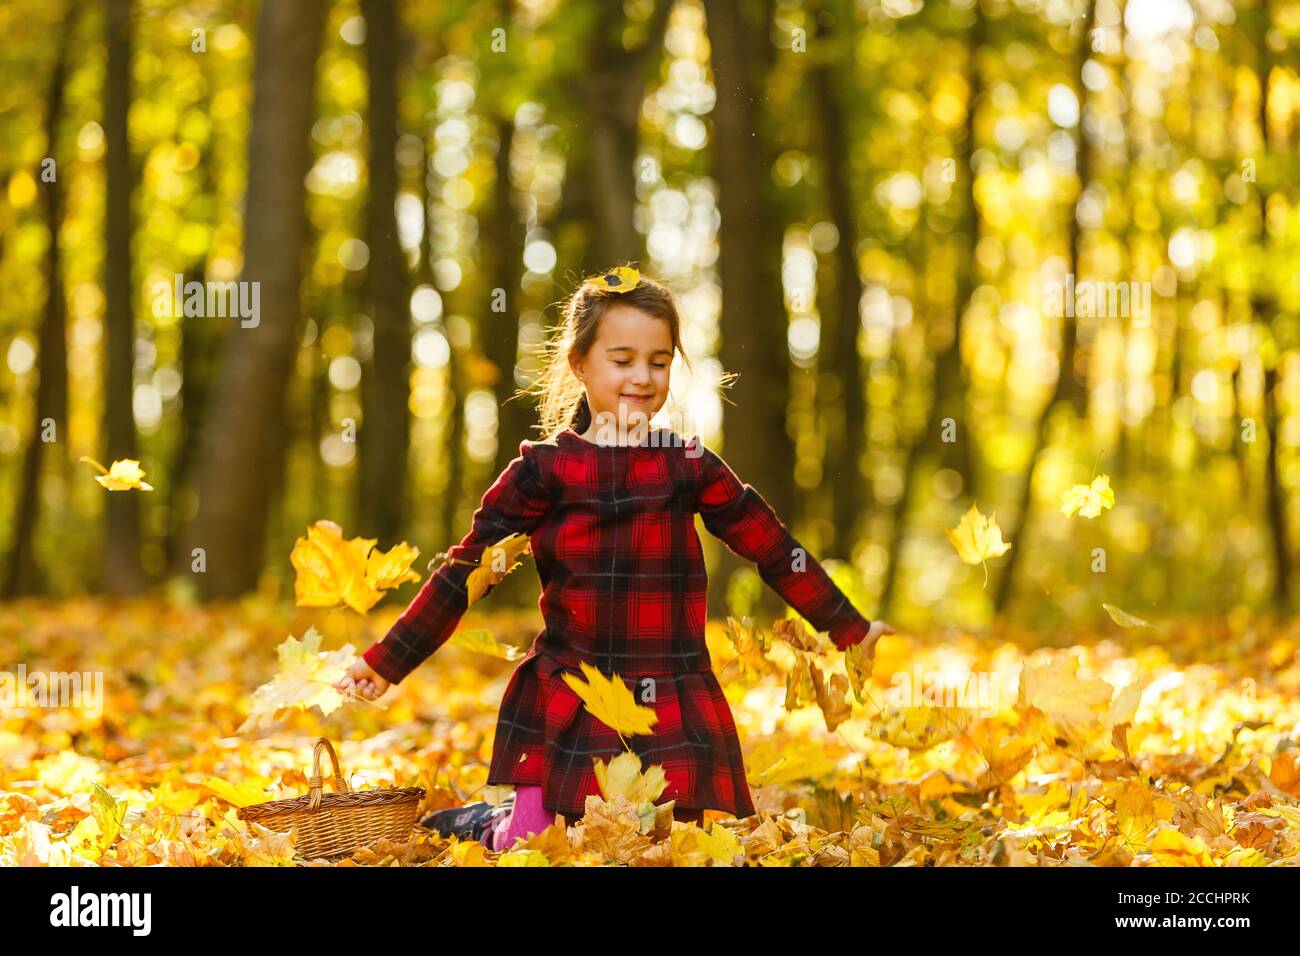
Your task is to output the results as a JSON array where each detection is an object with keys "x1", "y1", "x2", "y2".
[{"x1": 307, "y1": 737, "x2": 350, "y2": 811}]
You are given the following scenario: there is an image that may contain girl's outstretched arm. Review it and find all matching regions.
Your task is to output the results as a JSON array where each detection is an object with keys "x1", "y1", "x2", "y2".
[
  {"x1": 361, "y1": 440, "x2": 554, "y2": 685},
  {"x1": 694, "y1": 441, "x2": 874, "y2": 651}
]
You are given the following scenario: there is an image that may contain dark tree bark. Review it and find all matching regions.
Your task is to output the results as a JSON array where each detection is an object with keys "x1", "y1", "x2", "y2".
[
  {"x1": 582, "y1": 0, "x2": 674, "y2": 266},
  {"x1": 809, "y1": 1, "x2": 871, "y2": 560},
  {"x1": 356, "y1": 0, "x2": 413, "y2": 545},
  {"x1": 5, "y1": 1, "x2": 79, "y2": 598},
  {"x1": 103, "y1": 0, "x2": 147, "y2": 595},
  {"x1": 182, "y1": 0, "x2": 325, "y2": 597},
  {"x1": 702, "y1": 0, "x2": 796, "y2": 620},
  {"x1": 1249, "y1": 1, "x2": 1291, "y2": 609}
]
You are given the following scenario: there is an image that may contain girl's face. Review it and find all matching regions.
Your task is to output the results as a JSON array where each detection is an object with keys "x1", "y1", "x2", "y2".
[{"x1": 570, "y1": 303, "x2": 673, "y2": 433}]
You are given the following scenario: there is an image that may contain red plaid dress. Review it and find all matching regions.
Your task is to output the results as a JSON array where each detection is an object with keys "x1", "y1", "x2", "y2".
[{"x1": 363, "y1": 427, "x2": 874, "y2": 820}]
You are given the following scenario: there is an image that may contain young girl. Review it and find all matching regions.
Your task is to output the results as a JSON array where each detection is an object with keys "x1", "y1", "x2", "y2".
[{"x1": 336, "y1": 266, "x2": 893, "y2": 852}]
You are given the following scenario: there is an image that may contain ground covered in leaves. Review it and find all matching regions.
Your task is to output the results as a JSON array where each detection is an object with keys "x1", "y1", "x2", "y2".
[{"x1": 2, "y1": 596, "x2": 1300, "y2": 866}]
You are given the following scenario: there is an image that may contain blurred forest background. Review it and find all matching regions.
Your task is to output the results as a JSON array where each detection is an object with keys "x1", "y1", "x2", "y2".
[{"x1": 2, "y1": 0, "x2": 1299, "y2": 633}]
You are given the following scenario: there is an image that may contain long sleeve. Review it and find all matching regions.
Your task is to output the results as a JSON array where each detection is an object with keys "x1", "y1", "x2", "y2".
[
  {"x1": 362, "y1": 440, "x2": 554, "y2": 685},
  {"x1": 693, "y1": 442, "x2": 872, "y2": 651}
]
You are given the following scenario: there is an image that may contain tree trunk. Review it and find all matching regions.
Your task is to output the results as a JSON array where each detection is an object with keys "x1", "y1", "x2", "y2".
[
  {"x1": 183, "y1": 0, "x2": 325, "y2": 597},
  {"x1": 5, "y1": 1, "x2": 78, "y2": 598},
  {"x1": 702, "y1": 0, "x2": 796, "y2": 620},
  {"x1": 356, "y1": 0, "x2": 412, "y2": 545},
  {"x1": 103, "y1": 0, "x2": 147, "y2": 595},
  {"x1": 809, "y1": 2, "x2": 870, "y2": 559}
]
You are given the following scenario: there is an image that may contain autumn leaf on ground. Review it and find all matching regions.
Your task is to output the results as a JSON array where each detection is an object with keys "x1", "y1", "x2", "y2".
[
  {"x1": 670, "y1": 820, "x2": 742, "y2": 866},
  {"x1": 464, "y1": 532, "x2": 532, "y2": 604},
  {"x1": 746, "y1": 739, "x2": 839, "y2": 788},
  {"x1": 562, "y1": 661, "x2": 658, "y2": 744},
  {"x1": 80, "y1": 457, "x2": 153, "y2": 491},
  {"x1": 1110, "y1": 777, "x2": 1176, "y2": 853},
  {"x1": 1018, "y1": 651, "x2": 1142, "y2": 753},
  {"x1": 593, "y1": 751, "x2": 668, "y2": 805},
  {"x1": 1060, "y1": 473, "x2": 1116, "y2": 518},
  {"x1": 947, "y1": 504, "x2": 1011, "y2": 586},
  {"x1": 201, "y1": 777, "x2": 276, "y2": 809},
  {"x1": 238, "y1": 627, "x2": 357, "y2": 732}
]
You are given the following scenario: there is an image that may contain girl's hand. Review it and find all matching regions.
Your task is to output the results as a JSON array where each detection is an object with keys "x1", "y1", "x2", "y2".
[
  {"x1": 335, "y1": 658, "x2": 390, "y2": 701},
  {"x1": 860, "y1": 619, "x2": 895, "y2": 659}
]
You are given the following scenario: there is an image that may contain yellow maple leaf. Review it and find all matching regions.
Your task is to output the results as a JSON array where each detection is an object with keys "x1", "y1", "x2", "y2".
[
  {"x1": 291, "y1": 521, "x2": 420, "y2": 614},
  {"x1": 1110, "y1": 778, "x2": 1175, "y2": 853},
  {"x1": 200, "y1": 777, "x2": 276, "y2": 809},
  {"x1": 593, "y1": 751, "x2": 668, "y2": 805},
  {"x1": 1017, "y1": 651, "x2": 1141, "y2": 753},
  {"x1": 448, "y1": 627, "x2": 525, "y2": 660},
  {"x1": 670, "y1": 821, "x2": 742, "y2": 866},
  {"x1": 562, "y1": 661, "x2": 658, "y2": 745},
  {"x1": 946, "y1": 504, "x2": 1011, "y2": 586},
  {"x1": 465, "y1": 532, "x2": 532, "y2": 604},
  {"x1": 365, "y1": 541, "x2": 422, "y2": 591},
  {"x1": 238, "y1": 627, "x2": 356, "y2": 732},
  {"x1": 1060, "y1": 474, "x2": 1116, "y2": 518},
  {"x1": 80, "y1": 456, "x2": 153, "y2": 491}
]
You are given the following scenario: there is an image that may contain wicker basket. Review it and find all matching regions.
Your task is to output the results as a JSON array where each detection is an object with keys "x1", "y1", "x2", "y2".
[{"x1": 236, "y1": 737, "x2": 425, "y2": 861}]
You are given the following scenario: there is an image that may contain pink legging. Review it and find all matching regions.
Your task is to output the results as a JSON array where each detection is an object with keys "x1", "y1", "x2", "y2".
[
  {"x1": 485, "y1": 786, "x2": 707, "y2": 851},
  {"x1": 486, "y1": 786, "x2": 555, "y2": 851}
]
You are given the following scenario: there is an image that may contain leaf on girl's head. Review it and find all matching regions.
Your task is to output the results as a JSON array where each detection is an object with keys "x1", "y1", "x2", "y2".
[
  {"x1": 562, "y1": 661, "x2": 658, "y2": 737},
  {"x1": 80, "y1": 456, "x2": 153, "y2": 491},
  {"x1": 1060, "y1": 474, "x2": 1116, "y2": 518},
  {"x1": 946, "y1": 504, "x2": 1010, "y2": 586},
  {"x1": 1102, "y1": 603, "x2": 1157, "y2": 630},
  {"x1": 238, "y1": 627, "x2": 357, "y2": 732},
  {"x1": 464, "y1": 532, "x2": 532, "y2": 604}
]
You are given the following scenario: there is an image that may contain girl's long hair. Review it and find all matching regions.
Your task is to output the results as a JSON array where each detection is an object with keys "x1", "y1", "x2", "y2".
[{"x1": 523, "y1": 265, "x2": 713, "y2": 441}]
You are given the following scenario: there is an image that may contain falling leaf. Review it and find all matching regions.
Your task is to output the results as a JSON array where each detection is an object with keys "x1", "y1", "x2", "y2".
[
  {"x1": 80, "y1": 457, "x2": 153, "y2": 491},
  {"x1": 1103, "y1": 603, "x2": 1157, "y2": 630},
  {"x1": 290, "y1": 520, "x2": 420, "y2": 614},
  {"x1": 465, "y1": 532, "x2": 532, "y2": 605},
  {"x1": 593, "y1": 751, "x2": 668, "y2": 805},
  {"x1": 1060, "y1": 473, "x2": 1116, "y2": 518},
  {"x1": 561, "y1": 661, "x2": 659, "y2": 740},
  {"x1": 946, "y1": 504, "x2": 1011, "y2": 586},
  {"x1": 448, "y1": 627, "x2": 524, "y2": 660},
  {"x1": 238, "y1": 627, "x2": 356, "y2": 732},
  {"x1": 365, "y1": 541, "x2": 422, "y2": 592}
]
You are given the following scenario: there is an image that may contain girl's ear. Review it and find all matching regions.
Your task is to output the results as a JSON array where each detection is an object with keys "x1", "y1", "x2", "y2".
[{"x1": 569, "y1": 353, "x2": 585, "y2": 381}]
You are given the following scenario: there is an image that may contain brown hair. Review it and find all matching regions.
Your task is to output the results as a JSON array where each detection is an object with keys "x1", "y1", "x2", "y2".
[{"x1": 523, "y1": 265, "x2": 705, "y2": 441}]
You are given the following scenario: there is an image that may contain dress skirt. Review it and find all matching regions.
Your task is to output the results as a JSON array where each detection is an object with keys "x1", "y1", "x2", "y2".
[{"x1": 485, "y1": 647, "x2": 757, "y2": 821}]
